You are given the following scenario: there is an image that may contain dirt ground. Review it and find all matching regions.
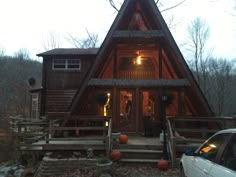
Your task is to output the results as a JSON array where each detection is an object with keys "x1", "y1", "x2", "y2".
[{"x1": 52, "y1": 163, "x2": 180, "y2": 177}]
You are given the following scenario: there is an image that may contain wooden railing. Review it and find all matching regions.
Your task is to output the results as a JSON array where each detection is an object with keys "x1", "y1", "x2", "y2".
[
  {"x1": 10, "y1": 116, "x2": 48, "y2": 145},
  {"x1": 11, "y1": 115, "x2": 110, "y2": 146},
  {"x1": 166, "y1": 116, "x2": 236, "y2": 167},
  {"x1": 46, "y1": 115, "x2": 108, "y2": 142}
]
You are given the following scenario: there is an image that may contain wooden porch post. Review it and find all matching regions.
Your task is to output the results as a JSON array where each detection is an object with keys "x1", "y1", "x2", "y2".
[
  {"x1": 113, "y1": 47, "x2": 117, "y2": 78},
  {"x1": 112, "y1": 87, "x2": 117, "y2": 130},
  {"x1": 178, "y1": 89, "x2": 185, "y2": 116},
  {"x1": 158, "y1": 45, "x2": 162, "y2": 79},
  {"x1": 160, "y1": 89, "x2": 168, "y2": 160},
  {"x1": 135, "y1": 88, "x2": 140, "y2": 132}
]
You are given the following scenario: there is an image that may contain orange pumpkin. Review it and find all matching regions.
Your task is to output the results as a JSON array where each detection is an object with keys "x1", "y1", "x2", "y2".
[
  {"x1": 110, "y1": 150, "x2": 121, "y2": 161},
  {"x1": 119, "y1": 134, "x2": 128, "y2": 144},
  {"x1": 157, "y1": 159, "x2": 168, "y2": 171}
]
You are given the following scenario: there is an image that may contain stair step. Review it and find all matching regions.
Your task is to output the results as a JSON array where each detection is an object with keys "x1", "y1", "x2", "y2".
[
  {"x1": 116, "y1": 144, "x2": 163, "y2": 150},
  {"x1": 119, "y1": 158, "x2": 158, "y2": 163},
  {"x1": 116, "y1": 148, "x2": 163, "y2": 160},
  {"x1": 119, "y1": 149, "x2": 162, "y2": 154}
]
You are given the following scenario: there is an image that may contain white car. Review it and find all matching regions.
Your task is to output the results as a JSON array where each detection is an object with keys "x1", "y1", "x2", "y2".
[{"x1": 180, "y1": 129, "x2": 236, "y2": 177}]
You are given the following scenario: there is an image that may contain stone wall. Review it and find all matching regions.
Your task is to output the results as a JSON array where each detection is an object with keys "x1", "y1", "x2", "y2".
[{"x1": 35, "y1": 157, "x2": 96, "y2": 177}]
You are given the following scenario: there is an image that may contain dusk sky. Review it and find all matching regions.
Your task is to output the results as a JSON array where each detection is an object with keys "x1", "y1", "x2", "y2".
[{"x1": 0, "y1": 0, "x2": 235, "y2": 60}]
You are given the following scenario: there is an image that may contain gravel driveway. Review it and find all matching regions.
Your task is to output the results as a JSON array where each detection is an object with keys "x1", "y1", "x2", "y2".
[{"x1": 53, "y1": 163, "x2": 180, "y2": 177}]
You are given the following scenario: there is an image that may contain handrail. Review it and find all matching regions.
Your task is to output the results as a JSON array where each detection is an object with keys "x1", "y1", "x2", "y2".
[{"x1": 13, "y1": 118, "x2": 48, "y2": 145}]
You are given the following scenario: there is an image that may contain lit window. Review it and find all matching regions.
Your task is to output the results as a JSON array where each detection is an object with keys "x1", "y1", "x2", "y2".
[{"x1": 53, "y1": 59, "x2": 81, "y2": 70}]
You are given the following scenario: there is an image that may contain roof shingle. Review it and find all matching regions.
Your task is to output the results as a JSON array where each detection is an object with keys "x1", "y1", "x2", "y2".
[{"x1": 37, "y1": 48, "x2": 99, "y2": 56}]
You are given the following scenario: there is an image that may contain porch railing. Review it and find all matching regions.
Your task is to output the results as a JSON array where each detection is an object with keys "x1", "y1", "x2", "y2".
[
  {"x1": 166, "y1": 116, "x2": 236, "y2": 167},
  {"x1": 46, "y1": 115, "x2": 108, "y2": 142},
  {"x1": 10, "y1": 116, "x2": 48, "y2": 145}
]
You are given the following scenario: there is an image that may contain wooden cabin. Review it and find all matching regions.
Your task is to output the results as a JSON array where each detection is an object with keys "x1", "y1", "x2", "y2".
[{"x1": 36, "y1": 0, "x2": 213, "y2": 136}]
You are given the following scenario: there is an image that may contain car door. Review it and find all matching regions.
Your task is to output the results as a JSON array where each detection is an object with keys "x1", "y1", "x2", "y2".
[
  {"x1": 208, "y1": 133, "x2": 236, "y2": 177},
  {"x1": 187, "y1": 133, "x2": 230, "y2": 177}
]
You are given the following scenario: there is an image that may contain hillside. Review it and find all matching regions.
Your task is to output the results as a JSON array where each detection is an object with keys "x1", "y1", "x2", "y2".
[{"x1": 0, "y1": 56, "x2": 42, "y2": 119}]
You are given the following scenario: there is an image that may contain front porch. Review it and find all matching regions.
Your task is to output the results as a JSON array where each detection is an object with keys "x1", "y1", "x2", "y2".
[{"x1": 11, "y1": 115, "x2": 236, "y2": 167}]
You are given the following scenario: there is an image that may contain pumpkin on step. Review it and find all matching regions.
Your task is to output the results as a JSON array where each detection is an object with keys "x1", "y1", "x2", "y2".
[
  {"x1": 119, "y1": 134, "x2": 128, "y2": 144},
  {"x1": 110, "y1": 150, "x2": 121, "y2": 161},
  {"x1": 157, "y1": 159, "x2": 168, "y2": 171}
]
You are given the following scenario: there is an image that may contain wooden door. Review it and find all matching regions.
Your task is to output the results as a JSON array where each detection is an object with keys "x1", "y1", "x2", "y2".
[{"x1": 118, "y1": 90, "x2": 136, "y2": 132}]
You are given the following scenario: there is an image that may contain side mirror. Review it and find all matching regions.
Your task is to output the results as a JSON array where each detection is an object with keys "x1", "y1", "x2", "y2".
[{"x1": 184, "y1": 147, "x2": 196, "y2": 156}]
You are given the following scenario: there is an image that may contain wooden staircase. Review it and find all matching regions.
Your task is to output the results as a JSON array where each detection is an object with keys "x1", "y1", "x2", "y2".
[
  {"x1": 46, "y1": 90, "x2": 77, "y2": 112},
  {"x1": 112, "y1": 136, "x2": 164, "y2": 163}
]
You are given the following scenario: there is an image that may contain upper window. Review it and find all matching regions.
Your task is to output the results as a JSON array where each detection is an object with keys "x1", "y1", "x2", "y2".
[{"x1": 53, "y1": 59, "x2": 81, "y2": 70}]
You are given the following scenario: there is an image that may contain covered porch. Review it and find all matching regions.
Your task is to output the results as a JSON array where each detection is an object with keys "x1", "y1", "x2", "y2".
[{"x1": 12, "y1": 115, "x2": 236, "y2": 166}]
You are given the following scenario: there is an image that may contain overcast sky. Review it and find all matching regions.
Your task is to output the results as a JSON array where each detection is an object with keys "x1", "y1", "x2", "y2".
[{"x1": 0, "y1": 0, "x2": 235, "y2": 60}]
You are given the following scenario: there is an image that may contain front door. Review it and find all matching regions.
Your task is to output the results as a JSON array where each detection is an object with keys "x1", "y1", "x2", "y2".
[{"x1": 118, "y1": 90, "x2": 136, "y2": 132}]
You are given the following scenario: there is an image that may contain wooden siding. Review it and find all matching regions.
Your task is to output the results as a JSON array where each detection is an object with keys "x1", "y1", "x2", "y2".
[
  {"x1": 45, "y1": 90, "x2": 76, "y2": 112},
  {"x1": 45, "y1": 55, "x2": 95, "y2": 89},
  {"x1": 119, "y1": 70, "x2": 155, "y2": 79}
]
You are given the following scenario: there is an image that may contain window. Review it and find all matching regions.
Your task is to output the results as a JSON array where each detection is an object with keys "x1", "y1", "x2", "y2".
[
  {"x1": 53, "y1": 59, "x2": 81, "y2": 70},
  {"x1": 220, "y1": 134, "x2": 236, "y2": 171},
  {"x1": 197, "y1": 133, "x2": 230, "y2": 162},
  {"x1": 31, "y1": 93, "x2": 39, "y2": 119}
]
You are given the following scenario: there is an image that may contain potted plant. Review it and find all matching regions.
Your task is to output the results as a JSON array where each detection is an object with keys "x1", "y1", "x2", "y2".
[
  {"x1": 96, "y1": 155, "x2": 113, "y2": 176},
  {"x1": 95, "y1": 93, "x2": 108, "y2": 106}
]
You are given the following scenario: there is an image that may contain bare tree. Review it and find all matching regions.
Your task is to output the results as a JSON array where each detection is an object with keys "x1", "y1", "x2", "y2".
[
  {"x1": 185, "y1": 17, "x2": 211, "y2": 94},
  {"x1": 207, "y1": 58, "x2": 235, "y2": 115},
  {"x1": 0, "y1": 48, "x2": 5, "y2": 56},
  {"x1": 41, "y1": 32, "x2": 62, "y2": 51},
  {"x1": 107, "y1": 0, "x2": 186, "y2": 13},
  {"x1": 14, "y1": 48, "x2": 31, "y2": 60},
  {"x1": 66, "y1": 28, "x2": 99, "y2": 48}
]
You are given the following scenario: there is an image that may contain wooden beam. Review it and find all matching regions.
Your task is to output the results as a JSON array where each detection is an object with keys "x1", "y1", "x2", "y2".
[
  {"x1": 135, "y1": 88, "x2": 139, "y2": 133},
  {"x1": 158, "y1": 46, "x2": 162, "y2": 78},
  {"x1": 113, "y1": 47, "x2": 117, "y2": 78},
  {"x1": 113, "y1": 30, "x2": 165, "y2": 38}
]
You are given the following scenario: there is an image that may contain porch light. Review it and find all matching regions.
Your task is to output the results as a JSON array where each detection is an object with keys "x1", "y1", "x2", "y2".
[
  {"x1": 105, "y1": 120, "x2": 109, "y2": 127},
  {"x1": 133, "y1": 51, "x2": 142, "y2": 65},
  {"x1": 103, "y1": 92, "x2": 111, "y2": 117}
]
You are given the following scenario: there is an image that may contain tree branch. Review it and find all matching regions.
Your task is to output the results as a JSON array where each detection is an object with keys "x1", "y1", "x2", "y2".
[{"x1": 160, "y1": 0, "x2": 186, "y2": 13}]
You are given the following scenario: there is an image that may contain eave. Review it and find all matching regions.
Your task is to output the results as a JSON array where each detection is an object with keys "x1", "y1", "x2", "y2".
[{"x1": 88, "y1": 78, "x2": 190, "y2": 88}]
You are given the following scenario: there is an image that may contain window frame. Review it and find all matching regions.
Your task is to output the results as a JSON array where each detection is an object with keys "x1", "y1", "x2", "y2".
[{"x1": 52, "y1": 58, "x2": 81, "y2": 71}]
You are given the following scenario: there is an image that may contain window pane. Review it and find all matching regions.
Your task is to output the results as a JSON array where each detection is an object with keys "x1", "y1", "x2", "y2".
[
  {"x1": 53, "y1": 59, "x2": 66, "y2": 69},
  {"x1": 220, "y1": 134, "x2": 236, "y2": 171},
  {"x1": 67, "y1": 59, "x2": 80, "y2": 69},
  {"x1": 197, "y1": 133, "x2": 230, "y2": 162}
]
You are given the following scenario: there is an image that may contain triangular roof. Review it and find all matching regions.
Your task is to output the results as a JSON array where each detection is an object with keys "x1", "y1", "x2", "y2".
[{"x1": 70, "y1": 0, "x2": 213, "y2": 116}]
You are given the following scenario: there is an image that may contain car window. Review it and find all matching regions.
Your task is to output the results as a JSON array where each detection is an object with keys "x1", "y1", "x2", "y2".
[
  {"x1": 196, "y1": 133, "x2": 230, "y2": 162},
  {"x1": 219, "y1": 133, "x2": 236, "y2": 171}
]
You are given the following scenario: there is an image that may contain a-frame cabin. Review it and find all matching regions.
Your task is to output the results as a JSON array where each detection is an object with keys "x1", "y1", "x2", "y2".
[{"x1": 37, "y1": 0, "x2": 213, "y2": 135}]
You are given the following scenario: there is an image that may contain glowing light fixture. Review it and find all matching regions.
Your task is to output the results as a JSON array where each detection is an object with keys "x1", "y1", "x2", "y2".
[
  {"x1": 134, "y1": 51, "x2": 142, "y2": 65},
  {"x1": 103, "y1": 92, "x2": 111, "y2": 117},
  {"x1": 105, "y1": 121, "x2": 109, "y2": 127},
  {"x1": 136, "y1": 55, "x2": 141, "y2": 65}
]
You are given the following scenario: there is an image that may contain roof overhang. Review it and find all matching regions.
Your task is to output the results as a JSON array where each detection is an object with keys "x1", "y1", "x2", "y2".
[{"x1": 88, "y1": 78, "x2": 190, "y2": 87}]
